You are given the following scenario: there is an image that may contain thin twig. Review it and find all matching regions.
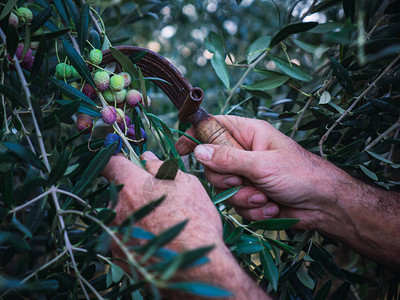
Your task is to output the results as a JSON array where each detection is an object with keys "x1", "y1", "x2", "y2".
[
  {"x1": 319, "y1": 54, "x2": 400, "y2": 157},
  {"x1": 365, "y1": 15, "x2": 386, "y2": 40},
  {"x1": 364, "y1": 116, "x2": 400, "y2": 152},
  {"x1": 1, "y1": 72, "x2": 10, "y2": 133},
  {"x1": 0, "y1": 28, "x2": 51, "y2": 172},
  {"x1": 384, "y1": 126, "x2": 400, "y2": 176},
  {"x1": 291, "y1": 78, "x2": 334, "y2": 138},
  {"x1": 51, "y1": 190, "x2": 89, "y2": 298},
  {"x1": 0, "y1": 250, "x2": 68, "y2": 298},
  {"x1": 299, "y1": 0, "x2": 317, "y2": 22},
  {"x1": 56, "y1": 188, "x2": 92, "y2": 209},
  {"x1": 60, "y1": 210, "x2": 160, "y2": 286},
  {"x1": 8, "y1": 189, "x2": 52, "y2": 214},
  {"x1": 220, "y1": 51, "x2": 269, "y2": 114}
]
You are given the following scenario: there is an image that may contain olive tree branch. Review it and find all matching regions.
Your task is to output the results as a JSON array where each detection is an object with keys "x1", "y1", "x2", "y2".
[
  {"x1": 0, "y1": 28, "x2": 51, "y2": 171},
  {"x1": 50, "y1": 189, "x2": 90, "y2": 298},
  {"x1": 60, "y1": 209, "x2": 161, "y2": 287},
  {"x1": 0, "y1": 250, "x2": 68, "y2": 298},
  {"x1": 318, "y1": 53, "x2": 400, "y2": 157},
  {"x1": 8, "y1": 189, "x2": 52, "y2": 214},
  {"x1": 290, "y1": 78, "x2": 334, "y2": 138},
  {"x1": 364, "y1": 116, "x2": 400, "y2": 152},
  {"x1": 220, "y1": 51, "x2": 269, "y2": 114}
]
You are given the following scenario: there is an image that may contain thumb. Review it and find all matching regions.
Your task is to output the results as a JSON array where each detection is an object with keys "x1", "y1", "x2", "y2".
[
  {"x1": 194, "y1": 144, "x2": 258, "y2": 176},
  {"x1": 140, "y1": 151, "x2": 164, "y2": 176}
]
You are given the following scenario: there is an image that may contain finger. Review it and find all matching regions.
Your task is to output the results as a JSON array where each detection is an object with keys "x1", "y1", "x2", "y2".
[
  {"x1": 213, "y1": 115, "x2": 292, "y2": 151},
  {"x1": 225, "y1": 186, "x2": 269, "y2": 208},
  {"x1": 102, "y1": 154, "x2": 146, "y2": 184},
  {"x1": 175, "y1": 127, "x2": 198, "y2": 156},
  {"x1": 194, "y1": 144, "x2": 265, "y2": 178},
  {"x1": 140, "y1": 151, "x2": 164, "y2": 176},
  {"x1": 235, "y1": 203, "x2": 280, "y2": 221},
  {"x1": 204, "y1": 166, "x2": 243, "y2": 189}
]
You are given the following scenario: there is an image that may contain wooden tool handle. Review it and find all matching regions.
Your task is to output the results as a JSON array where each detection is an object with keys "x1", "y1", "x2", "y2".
[{"x1": 188, "y1": 108, "x2": 244, "y2": 149}]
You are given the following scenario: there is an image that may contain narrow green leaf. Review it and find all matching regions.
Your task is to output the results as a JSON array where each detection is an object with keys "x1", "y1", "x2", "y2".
[
  {"x1": 248, "y1": 218, "x2": 300, "y2": 231},
  {"x1": 6, "y1": 25, "x2": 19, "y2": 57},
  {"x1": 65, "y1": 0, "x2": 79, "y2": 26},
  {"x1": 242, "y1": 76, "x2": 289, "y2": 91},
  {"x1": 343, "y1": 0, "x2": 355, "y2": 22},
  {"x1": 138, "y1": 67, "x2": 148, "y2": 110},
  {"x1": 12, "y1": 215, "x2": 33, "y2": 239},
  {"x1": 211, "y1": 52, "x2": 230, "y2": 89},
  {"x1": 331, "y1": 57, "x2": 355, "y2": 96},
  {"x1": 0, "y1": 85, "x2": 27, "y2": 108},
  {"x1": 77, "y1": 4, "x2": 89, "y2": 54},
  {"x1": 270, "y1": 22, "x2": 318, "y2": 47},
  {"x1": 55, "y1": 99, "x2": 100, "y2": 117},
  {"x1": 212, "y1": 186, "x2": 242, "y2": 204},
  {"x1": 118, "y1": 196, "x2": 165, "y2": 229},
  {"x1": 53, "y1": 0, "x2": 70, "y2": 26},
  {"x1": 22, "y1": 24, "x2": 31, "y2": 59},
  {"x1": 49, "y1": 77, "x2": 97, "y2": 106},
  {"x1": 247, "y1": 36, "x2": 271, "y2": 63},
  {"x1": 293, "y1": 39, "x2": 319, "y2": 53},
  {"x1": 260, "y1": 247, "x2": 279, "y2": 291},
  {"x1": 31, "y1": 28, "x2": 71, "y2": 41},
  {"x1": 315, "y1": 279, "x2": 332, "y2": 300},
  {"x1": 111, "y1": 263, "x2": 124, "y2": 283},
  {"x1": 89, "y1": 30, "x2": 101, "y2": 49},
  {"x1": 0, "y1": 0, "x2": 18, "y2": 21},
  {"x1": 31, "y1": 37, "x2": 48, "y2": 80},
  {"x1": 0, "y1": 170, "x2": 13, "y2": 208},
  {"x1": 129, "y1": 50, "x2": 147, "y2": 64},
  {"x1": 30, "y1": 6, "x2": 53, "y2": 33},
  {"x1": 167, "y1": 282, "x2": 232, "y2": 298},
  {"x1": 72, "y1": 142, "x2": 118, "y2": 196},
  {"x1": 265, "y1": 237, "x2": 296, "y2": 254},
  {"x1": 359, "y1": 165, "x2": 378, "y2": 181},
  {"x1": 43, "y1": 100, "x2": 80, "y2": 130},
  {"x1": 155, "y1": 157, "x2": 179, "y2": 180},
  {"x1": 15, "y1": 176, "x2": 45, "y2": 205},
  {"x1": 205, "y1": 31, "x2": 224, "y2": 54},
  {"x1": 297, "y1": 268, "x2": 315, "y2": 289},
  {"x1": 366, "y1": 150, "x2": 393, "y2": 164},
  {"x1": 309, "y1": 242, "x2": 348, "y2": 281},
  {"x1": 4, "y1": 143, "x2": 47, "y2": 171},
  {"x1": 269, "y1": 55, "x2": 313, "y2": 82},
  {"x1": 110, "y1": 46, "x2": 139, "y2": 78},
  {"x1": 140, "y1": 220, "x2": 188, "y2": 261},
  {"x1": 63, "y1": 40, "x2": 96, "y2": 87},
  {"x1": 319, "y1": 91, "x2": 331, "y2": 105},
  {"x1": 234, "y1": 240, "x2": 263, "y2": 255},
  {"x1": 47, "y1": 150, "x2": 70, "y2": 186}
]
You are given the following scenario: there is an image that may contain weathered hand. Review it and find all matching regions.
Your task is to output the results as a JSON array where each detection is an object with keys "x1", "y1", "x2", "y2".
[
  {"x1": 175, "y1": 115, "x2": 349, "y2": 229},
  {"x1": 102, "y1": 151, "x2": 271, "y2": 299},
  {"x1": 102, "y1": 152, "x2": 223, "y2": 253}
]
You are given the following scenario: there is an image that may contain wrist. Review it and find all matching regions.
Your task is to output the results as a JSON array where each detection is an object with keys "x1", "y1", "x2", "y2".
[{"x1": 171, "y1": 241, "x2": 270, "y2": 300}]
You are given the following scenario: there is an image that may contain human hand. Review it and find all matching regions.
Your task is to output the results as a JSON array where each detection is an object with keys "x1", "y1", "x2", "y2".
[
  {"x1": 175, "y1": 115, "x2": 352, "y2": 229},
  {"x1": 102, "y1": 152, "x2": 271, "y2": 299},
  {"x1": 102, "y1": 152, "x2": 224, "y2": 253}
]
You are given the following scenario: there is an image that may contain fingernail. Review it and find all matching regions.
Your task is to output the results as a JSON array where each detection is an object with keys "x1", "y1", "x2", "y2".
[
  {"x1": 141, "y1": 151, "x2": 158, "y2": 160},
  {"x1": 223, "y1": 176, "x2": 240, "y2": 187},
  {"x1": 263, "y1": 205, "x2": 278, "y2": 217},
  {"x1": 249, "y1": 194, "x2": 267, "y2": 206},
  {"x1": 194, "y1": 145, "x2": 214, "y2": 161}
]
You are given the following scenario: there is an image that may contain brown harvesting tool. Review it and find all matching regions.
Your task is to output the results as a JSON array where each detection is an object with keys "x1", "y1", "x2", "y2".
[{"x1": 101, "y1": 46, "x2": 244, "y2": 150}]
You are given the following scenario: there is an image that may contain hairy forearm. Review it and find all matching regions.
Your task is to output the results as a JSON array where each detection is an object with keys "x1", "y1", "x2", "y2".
[{"x1": 316, "y1": 169, "x2": 400, "y2": 269}]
